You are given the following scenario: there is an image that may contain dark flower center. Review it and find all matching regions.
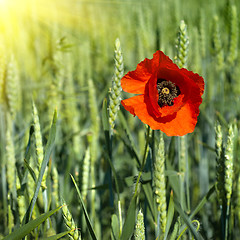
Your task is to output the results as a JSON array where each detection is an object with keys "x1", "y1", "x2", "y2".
[{"x1": 157, "y1": 79, "x2": 181, "y2": 107}]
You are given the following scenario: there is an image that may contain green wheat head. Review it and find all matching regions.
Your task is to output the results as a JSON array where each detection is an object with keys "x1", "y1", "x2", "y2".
[
  {"x1": 62, "y1": 200, "x2": 82, "y2": 240},
  {"x1": 135, "y1": 209, "x2": 145, "y2": 240},
  {"x1": 175, "y1": 20, "x2": 189, "y2": 68},
  {"x1": 32, "y1": 101, "x2": 47, "y2": 189},
  {"x1": 212, "y1": 16, "x2": 224, "y2": 70},
  {"x1": 6, "y1": 115, "x2": 16, "y2": 193},
  {"x1": 5, "y1": 55, "x2": 21, "y2": 119},
  {"x1": 154, "y1": 132, "x2": 167, "y2": 233},
  {"x1": 81, "y1": 147, "x2": 90, "y2": 201},
  {"x1": 224, "y1": 124, "x2": 234, "y2": 205},
  {"x1": 109, "y1": 38, "x2": 124, "y2": 132},
  {"x1": 215, "y1": 122, "x2": 224, "y2": 205},
  {"x1": 227, "y1": 5, "x2": 238, "y2": 67}
]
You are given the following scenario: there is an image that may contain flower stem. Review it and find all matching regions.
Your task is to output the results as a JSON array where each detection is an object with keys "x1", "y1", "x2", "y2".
[{"x1": 134, "y1": 126, "x2": 150, "y2": 196}]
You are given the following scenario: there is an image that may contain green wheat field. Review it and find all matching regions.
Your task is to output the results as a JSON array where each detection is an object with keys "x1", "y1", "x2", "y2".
[{"x1": 0, "y1": 0, "x2": 240, "y2": 239}]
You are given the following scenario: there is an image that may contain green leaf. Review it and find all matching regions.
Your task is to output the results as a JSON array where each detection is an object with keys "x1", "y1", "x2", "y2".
[
  {"x1": 120, "y1": 195, "x2": 137, "y2": 240},
  {"x1": 165, "y1": 170, "x2": 179, "y2": 177},
  {"x1": 117, "y1": 111, "x2": 141, "y2": 167},
  {"x1": 24, "y1": 158, "x2": 37, "y2": 183},
  {"x1": 102, "y1": 98, "x2": 110, "y2": 132},
  {"x1": 174, "y1": 197, "x2": 204, "y2": 240},
  {"x1": 164, "y1": 191, "x2": 174, "y2": 240},
  {"x1": 70, "y1": 174, "x2": 98, "y2": 240},
  {"x1": 125, "y1": 172, "x2": 151, "y2": 187},
  {"x1": 111, "y1": 214, "x2": 120, "y2": 240},
  {"x1": 88, "y1": 183, "x2": 108, "y2": 190},
  {"x1": 40, "y1": 230, "x2": 73, "y2": 240},
  {"x1": 166, "y1": 155, "x2": 180, "y2": 201},
  {"x1": 115, "y1": 131, "x2": 141, "y2": 167},
  {"x1": 102, "y1": 146, "x2": 120, "y2": 198},
  {"x1": 141, "y1": 172, "x2": 152, "y2": 182},
  {"x1": 3, "y1": 206, "x2": 62, "y2": 240},
  {"x1": 142, "y1": 183, "x2": 157, "y2": 222},
  {"x1": 190, "y1": 185, "x2": 215, "y2": 219},
  {"x1": 24, "y1": 110, "x2": 57, "y2": 224},
  {"x1": 21, "y1": 125, "x2": 34, "y2": 187},
  {"x1": 102, "y1": 98, "x2": 110, "y2": 151}
]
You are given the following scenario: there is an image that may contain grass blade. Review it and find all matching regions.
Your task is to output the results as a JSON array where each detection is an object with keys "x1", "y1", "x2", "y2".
[
  {"x1": 70, "y1": 174, "x2": 98, "y2": 240},
  {"x1": 24, "y1": 110, "x2": 57, "y2": 223},
  {"x1": 3, "y1": 206, "x2": 62, "y2": 240},
  {"x1": 24, "y1": 158, "x2": 37, "y2": 183},
  {"x1": 164, "y1": 191, "x2": 174, "y2": 240},
  {"x1": 102, "y1": 98, "x2": 110, "y2": 151},
  {"x1": 120, "y1": 195, "x2": 137, "y2": 240},
  {"x1": 142, "y1": 183, "x2": 157, "y2": 222},
  {"x1": 174, "y1": 197, "x2": 203, "y2": 240},
  {"x1": 41, "y1": 230, "x2": 73, "y2": 240},
  {"x1": 111, "y1": 214, "x2": 120, "y2": 240},
  {"x1": 118, "y1": 111, "x2": 141, "y2": 167},
  {"x1": 190, "y1": 185, "x2": 215, "y2": 219}
]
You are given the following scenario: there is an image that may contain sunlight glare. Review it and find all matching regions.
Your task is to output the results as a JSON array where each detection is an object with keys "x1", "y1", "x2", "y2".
[{"x1": 0, "y1": 0, "x2": 7, "y2": 5}]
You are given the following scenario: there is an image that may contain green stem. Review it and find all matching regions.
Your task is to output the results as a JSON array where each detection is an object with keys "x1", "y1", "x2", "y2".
[
  {"x1": 108, "y1": 134, "x2": 114, "y2": 207},
  {"x1": 108, "y1": 132, "x2": 122, "y2": 234},
  {"x1": 106, "y1": 136, "x2": 120, "y2": 200},
  {"x1": 91, "y1": 163, "x2": 96, "y2": 221},
  {"x1": 225, "y1": 203, "x2": 230, "y2": 240},
  {"x1": 186, "y1": 174, "x2": 190, "y2": 213},
  {"x1": 118, "y1": 200, "x2": 122, "y2": 236},
  {"x1": 42, "y1": 189, "x2": 50, "y2": 229},
  {"x1": 185, "y1": 138, "x2": 190, "y2": 213},
  {"x1": 178, "y1": 137, "x2": 185, "y2": 210},
  {"x1": 134, "y1": 126, "x2": 151, "y2": 196}
]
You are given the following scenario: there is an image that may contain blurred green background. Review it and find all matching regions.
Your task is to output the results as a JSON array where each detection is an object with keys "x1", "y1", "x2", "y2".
[{"x1": 0, "y1": 0, "x2": 240, "y2": 239}]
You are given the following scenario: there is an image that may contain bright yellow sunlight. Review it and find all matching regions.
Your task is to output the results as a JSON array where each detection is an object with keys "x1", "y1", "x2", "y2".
[
  {"x1": 0, "y1": 0, "x2": 82, "y2": 52},
  {"x1": 0, "y1": 0, "x2": 8, "y2": 6}
]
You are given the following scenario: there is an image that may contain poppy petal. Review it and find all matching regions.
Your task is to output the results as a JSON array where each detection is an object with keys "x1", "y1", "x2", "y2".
[
  {"x1": 121, "y1": 94, "x2": 170, "y2": 128},
  {"x1": 121, "y1": 51, "x2": 178, "y2": 94},
  {"x1": 121, "y1": 94, "x2": 201, "y2": 136},
  {"x1": 121, "y1": 61, "x2": 153, "y2": 94},
  {"x1": 156, "y1": 101, "x2": 200, "y2": 136},
  {"x1": 121, "y1": 94, "x2": 174, "y2": 129},
  {"x1": 121, "y1": 95, "x2": 145, "y2": 116},
  {"x1": 180, "y1": 68, "x2": 205, "y2": 95},
  {"x1": 147, "y1": 67, "x2": 187, "y2": 118},
  {"x1": 150, "y1": 50, "x2": 179, "y2": 72},
  {"x1": 153, "y1": 67, "x2": 203, "y2": 118}
]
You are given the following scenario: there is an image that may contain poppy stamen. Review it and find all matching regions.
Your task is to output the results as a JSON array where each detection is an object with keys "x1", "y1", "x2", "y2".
[
  {"x1": 162, "y1": 87, "x2": 170, "y2": 95},
  {"x1": 157, "y1": 79, "x2": 180, "y2": 107}
]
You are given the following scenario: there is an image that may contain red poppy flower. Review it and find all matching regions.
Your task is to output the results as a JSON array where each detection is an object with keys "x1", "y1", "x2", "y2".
[{"x1": 121, "y1": 50, "x2": 204, "y2": 136}]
